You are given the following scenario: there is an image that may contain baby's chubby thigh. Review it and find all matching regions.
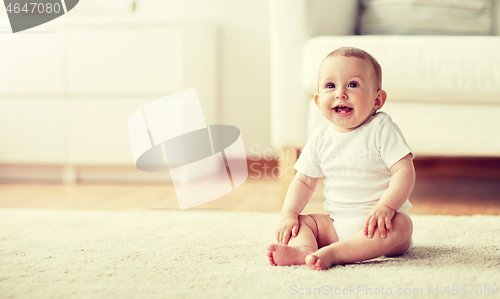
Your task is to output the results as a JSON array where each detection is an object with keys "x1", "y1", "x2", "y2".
[{"x1": 305, "y1": 214, "x2": 339, "y2": 248}]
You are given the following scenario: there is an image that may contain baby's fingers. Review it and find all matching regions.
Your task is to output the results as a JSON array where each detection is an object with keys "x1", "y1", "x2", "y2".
[
  {"x1": 281, "y1": 228, "x2": 292, "y2": 244},
  {"x1": 367, "y1": 216, "x2": 377, "y2": 238},
  {"x1": 378, "y1": 217, "x2": 386, "y2": 238},
  {"x1": 363, "y1": 217, "x2": 370, "y2": 235},
  {"x1": 385, "y1": 217, "x2": 393, "y2": 233},
  {"x1": 292, "y1": 224, "x2": 299, "y2": 238},
  {"x1": 276, "y1": 227, "x2": 286, "y2": 244}
]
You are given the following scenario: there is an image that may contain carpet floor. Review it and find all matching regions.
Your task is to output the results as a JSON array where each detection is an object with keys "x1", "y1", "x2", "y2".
[{"x1": 1, "y1": 209, "x2": 499, "y2": 299}]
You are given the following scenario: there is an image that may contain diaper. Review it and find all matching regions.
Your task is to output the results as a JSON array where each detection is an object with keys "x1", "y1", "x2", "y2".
[
  {"x1": 331, "y1": 207, "x2": 411, "y2": 242},
  {"x1": 332, "y1": 215, "x2": 367, "y2": 242}
]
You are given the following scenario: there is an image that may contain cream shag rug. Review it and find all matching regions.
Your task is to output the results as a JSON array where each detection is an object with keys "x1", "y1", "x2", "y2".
[{"x1": 0, "y1": 209, "x2": 499, "y2": 299}]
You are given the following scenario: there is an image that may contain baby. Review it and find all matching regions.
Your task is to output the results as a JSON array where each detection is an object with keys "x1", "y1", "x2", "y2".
[{"x1": 267, "y1": 47, "x2": 415, "y2": 270}]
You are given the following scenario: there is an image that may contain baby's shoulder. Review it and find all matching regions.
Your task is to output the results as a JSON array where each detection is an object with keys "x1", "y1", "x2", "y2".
[
  {"x1": 311, "y1": 121, "x2": 333, "y2": 137},
  {"x1": 370, "y1": 111, "x2": 392, "y2": 125},
  {"x1": 361, "y1": 111, "x2": 396, "y2": 132}
]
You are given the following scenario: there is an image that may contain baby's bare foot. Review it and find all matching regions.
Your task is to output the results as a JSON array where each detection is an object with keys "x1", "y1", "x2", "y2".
[
  {"x1": 305, "y1": 254, "x2": 326, "y2": 270},
  {"x1": 305, "y1": 246, "x2": 338, "y2": 270},
  {"x1": 266, "y1": 244, "x2": 313, "y2": 266}
]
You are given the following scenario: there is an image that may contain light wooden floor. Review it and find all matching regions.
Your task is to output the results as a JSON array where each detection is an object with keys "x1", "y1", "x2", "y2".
[{"x1": 1, "y1": 173, "x2": 499, "y2": 215}]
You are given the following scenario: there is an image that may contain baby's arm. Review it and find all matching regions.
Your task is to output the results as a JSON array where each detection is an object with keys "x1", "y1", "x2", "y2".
[
  {"x1": 363, "y1": 153, "x2": 415, "y2": 239},
  {"x1": 276, "y1": 172, "x2": 318, "y2": 244}
]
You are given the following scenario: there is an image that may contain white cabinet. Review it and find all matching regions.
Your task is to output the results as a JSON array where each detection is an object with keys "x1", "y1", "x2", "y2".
[
  {"x1": 66, "y1": 27, "x2": 185, "y2": 95},
  {"x1": 67, "y1": 97, "x2": 155, "y2": 165},
  {"x1": 0, "y1": 18, "x2": 219, "y2": 180},
  {"x1": 0, "y1": 33, "x2": 64, "y2": 96},
  {"x1": 0, "y1": 98, "x2": 64, "y2": 163}
]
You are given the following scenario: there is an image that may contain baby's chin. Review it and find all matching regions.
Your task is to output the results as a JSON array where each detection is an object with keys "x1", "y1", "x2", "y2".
[{"x1": 340, "y1": 111, "x2": 376, "y2": 130}]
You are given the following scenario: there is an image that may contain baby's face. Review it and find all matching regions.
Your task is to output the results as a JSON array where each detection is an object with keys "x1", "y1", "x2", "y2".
[{"x1": 314, "y1": 55, "x2": 386, "y2": 133}]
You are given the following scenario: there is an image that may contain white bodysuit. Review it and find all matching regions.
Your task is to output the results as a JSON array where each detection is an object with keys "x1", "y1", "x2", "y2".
[{"x1": 294, "y1": 111, "x2": 413, "y2": 241}]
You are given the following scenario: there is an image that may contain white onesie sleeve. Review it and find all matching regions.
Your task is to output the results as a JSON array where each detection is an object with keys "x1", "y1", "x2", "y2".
[
  {"x1": 376, "y1": 114, "x2": 414, "y2": 169},
  {"x1": 293, "y1": 122, "x2": 328, "y2": 178}
]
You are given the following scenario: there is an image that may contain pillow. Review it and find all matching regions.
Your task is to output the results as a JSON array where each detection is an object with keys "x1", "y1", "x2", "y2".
[
  {"x1": 306, "y1": 0, "x2": 360, "y2": 35},
  {"x1": 359, "y1": 0, "x2": 492, "y2": 35}
]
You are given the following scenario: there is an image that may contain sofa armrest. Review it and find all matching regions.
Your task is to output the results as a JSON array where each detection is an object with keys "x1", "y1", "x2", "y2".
[{"x1": 494, "y1": 0, "x2": 500, "y2": 35}]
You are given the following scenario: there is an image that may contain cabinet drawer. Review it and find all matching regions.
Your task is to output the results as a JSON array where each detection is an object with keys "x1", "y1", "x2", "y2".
[
  {"x1": 67, "y1": 97, "x2": 157, "y2": 164},
  {"x1": 0, "y1": 98, "x2": 64, "y2": 163},
  {"x1": 0, "y1": 33, "x2": 64, "y2": 96},
  {"x1": 66, "y1": 27, "x2": 184, "y2": 95}
]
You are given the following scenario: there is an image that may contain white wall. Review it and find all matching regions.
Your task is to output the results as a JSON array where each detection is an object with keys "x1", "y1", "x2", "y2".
[
  {"x1": 0, "y1": 0, "x2": 273, "y2": 163},
  {"x1": 135, "y1": 0, "x2": 273, "y2": 158},
  {"x1": 80, "y1": 0, "x2": 271, "y2": 155}
]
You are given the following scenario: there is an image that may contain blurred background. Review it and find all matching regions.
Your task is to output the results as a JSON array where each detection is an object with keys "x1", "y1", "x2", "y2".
[
  {"x1": 0, "y1": 0, "x2": 499, "y2": 214},
  {"x1": 0, "y1": 0, "x2": 272, "y2": 183}
]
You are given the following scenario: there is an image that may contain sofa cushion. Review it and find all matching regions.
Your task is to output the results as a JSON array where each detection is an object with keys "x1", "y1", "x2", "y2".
[
  {"x1": 359, "y1": 0, "x2": 492, "y2": 35},
  {"x1": 303, "y1": 35, "x2": 500, "y2": 104}
]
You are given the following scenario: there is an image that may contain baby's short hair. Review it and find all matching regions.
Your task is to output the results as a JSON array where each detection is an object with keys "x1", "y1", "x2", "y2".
[{"x1": 323, "y1": 47, "x2": 382, "y2": 90}]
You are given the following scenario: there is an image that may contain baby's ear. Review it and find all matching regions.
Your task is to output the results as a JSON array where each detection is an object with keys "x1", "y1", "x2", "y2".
[
  {"x1": 314, "y1": 93, "x2": 320, "y2": 107},
  {"x1": 374, "y1": 89, "x2": 387, "y2": 110}
]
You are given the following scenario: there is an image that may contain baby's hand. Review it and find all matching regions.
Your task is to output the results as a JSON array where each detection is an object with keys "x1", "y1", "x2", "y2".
[
  {"x1": 275, "y1": 213, "x2": 299, "y2": 245},
  {"x1": 363, "y1": 204, "x2": 395, "y2": 239}
]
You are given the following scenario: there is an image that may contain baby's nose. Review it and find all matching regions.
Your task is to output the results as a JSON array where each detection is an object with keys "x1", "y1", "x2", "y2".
[{"x1": 335, "y1": 90, "x2": 347, "y2": 99}]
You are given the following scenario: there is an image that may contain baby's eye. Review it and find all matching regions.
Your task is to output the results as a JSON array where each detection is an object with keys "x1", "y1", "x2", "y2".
[
  {"x1": 326, "y1": 83, "x2": 335, "y2": 89},
  {"x1": 348, "y1": 81, "x2": 359, "y2": 88}
]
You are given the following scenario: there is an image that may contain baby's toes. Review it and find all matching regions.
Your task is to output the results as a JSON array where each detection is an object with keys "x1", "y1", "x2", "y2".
[
  {"x1": 314, "y1": 259, "x2": 326, "y2": 271},
  {"x1": 267, "y1": 251, "x2": 277, "y2": 266},
  {"x1": 305, "y1": 254, "x2": 318, "y2": 270},
  {"x1": 266, "y1": 244, "x2": 278, "y2": 252}
]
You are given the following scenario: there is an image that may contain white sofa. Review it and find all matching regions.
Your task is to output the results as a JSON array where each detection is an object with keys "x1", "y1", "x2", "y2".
[{"x1": 270, "y1": 0, "x2": 500, "y2": 190}]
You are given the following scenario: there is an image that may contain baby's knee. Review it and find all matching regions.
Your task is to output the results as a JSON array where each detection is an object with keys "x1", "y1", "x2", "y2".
[
  {"x1": 298, "y1": 214, "x2": 314, "y2": 226},
  {"x1": 392, "y1": 213, "x2": 413, "y2": 238},
  {"x1": 298, "y1": 214, "x2": 319, "y2": 234}
]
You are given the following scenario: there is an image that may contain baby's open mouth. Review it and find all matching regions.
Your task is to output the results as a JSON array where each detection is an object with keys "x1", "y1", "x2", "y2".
[{"x1": 333, "y1": 106, "x2": 353, "y2": 115}]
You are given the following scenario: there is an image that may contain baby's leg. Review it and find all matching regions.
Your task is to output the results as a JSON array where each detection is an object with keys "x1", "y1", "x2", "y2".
[
  {"x1": 267, "y1": 214, "x2": 338, "y2": 266},
  {"x1": 306, "y1": 212, "x2": 412, "y2": 270}
]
